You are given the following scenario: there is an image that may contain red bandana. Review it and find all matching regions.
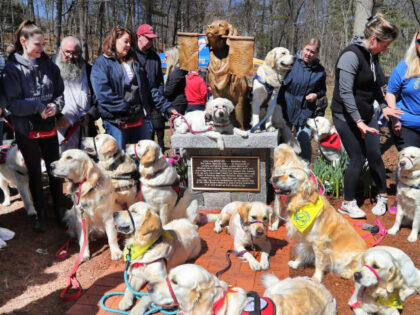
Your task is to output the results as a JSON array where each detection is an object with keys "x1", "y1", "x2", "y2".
[{"x1": 319, "y1": 132, "x2": 341, "y2": 150}]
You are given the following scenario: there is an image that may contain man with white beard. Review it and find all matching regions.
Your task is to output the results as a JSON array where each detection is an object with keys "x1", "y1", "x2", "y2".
[{"x1": 54, "y1": 36, "x2": 96, "y2": 152}]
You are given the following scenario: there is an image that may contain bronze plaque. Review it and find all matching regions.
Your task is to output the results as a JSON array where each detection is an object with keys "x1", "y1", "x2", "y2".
[{"x1": 191, "y1": 156, "x2": 260, "y2": 191}]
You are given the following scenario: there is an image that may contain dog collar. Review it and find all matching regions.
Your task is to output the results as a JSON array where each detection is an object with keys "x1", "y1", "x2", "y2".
[
  {"x1": 319, "y1": 132, "x2": 341, "y2": 150},
  {"x1": 400, "y1": 181, "x2": 420, "y2": 189},
  {"x1": 213, "y1": 122, "x2": 231, "y2": 128},
  {"x1": 291, "y1": 195, "x2": 323, "y2": 233},
  {"x1": 212, "y1": 286, "x2": 237, "y2": 314},
  {"x1": 124, "y1": 230, "x2": 173, "y2": 261},
  {"x1": 108, "y1": 151, "x2": 125, "y2": 171}
]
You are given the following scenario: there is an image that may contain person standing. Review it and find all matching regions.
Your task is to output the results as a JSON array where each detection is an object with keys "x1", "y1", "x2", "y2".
[
  {"x1": 54, "y1": 36, "x2": 97, "y2": 152},
  {"x1": 331, "y1": 14, "x2": 403, "y2": 218},
  {"x1": 2, "y1": 20, "x2": 65, "y2": 232},
  {"x1": 185, "y1": 70, "x2": 208, "y2": 112},
  {"x1": 386, "y1": 30, "x2": 420, "y2": 150},
  {"x1": 277, "y1": 38, "x2": 327, "y2": 162}
]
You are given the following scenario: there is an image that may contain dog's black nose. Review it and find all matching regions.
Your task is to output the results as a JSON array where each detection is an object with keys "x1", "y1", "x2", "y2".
[
  {"x1": 113, "y1": 212, "x2": 119, "y2": 218},
  {"x1": 354, "y1": 271, "x2": 362, "y2": 281}
]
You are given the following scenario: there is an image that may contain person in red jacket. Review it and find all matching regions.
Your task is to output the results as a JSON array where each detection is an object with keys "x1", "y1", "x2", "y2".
[{"x1": 185, "y1": 70, "x2": 208, "y2": 112}]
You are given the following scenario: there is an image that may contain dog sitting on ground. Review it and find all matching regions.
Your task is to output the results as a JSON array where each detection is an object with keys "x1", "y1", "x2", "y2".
[
  {"x1": 0, "y1": 144, "x2": 36, "y2": 215},
  {"x1": 144, "y1": 264, "x2": 336, "y2": 314},
  {"x1": 51, "y1": 149, "x2": 123, "y2": 261},
  {"x1": 349, "y1": 246, "x2": 420, "y2": 314},
  {"x1": 251, "y1": 47, "x2": 294, "y2": 132},
  {"x1": 272, "y1": 164, "x2": 368, "y2": 282},
  {"x1": 125, "y1": 140, "x2": 199, "y2": 225},
  {"x1": 388, "y1": 146, "x2": 420, "y2": 242},
  {"x1": 205, "y1": 20, "x2": 251, "y2": 129},
  {"x1": 81, "y1": 134, "x2": 139, "y2": 209},
  {"x1": 174, "y1": 98, "x2": 249, "y2": 150},
  {"x1": 306, "y1": 116, "x2": 346, "y2": 166},
  {"x1": 113, "y1": 202, "x2": 202, "y2": 313},
  {"x1": 213, "y1": 201, "x2": 272, "y2": 271}
]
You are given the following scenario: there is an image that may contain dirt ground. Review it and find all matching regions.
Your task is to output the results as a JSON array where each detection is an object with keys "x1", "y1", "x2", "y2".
[{"x1": 1, "y1": 128, "x2": 420, "y2": 314}]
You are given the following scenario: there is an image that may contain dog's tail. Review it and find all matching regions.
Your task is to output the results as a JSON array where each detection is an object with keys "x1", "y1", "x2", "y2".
[{"x1": 260, "y1": 273, "x2": 281, "y2": 289}]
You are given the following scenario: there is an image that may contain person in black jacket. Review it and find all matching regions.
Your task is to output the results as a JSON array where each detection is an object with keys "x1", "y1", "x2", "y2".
[
  {"x1": 164, "y1": 47, "x2": 188, "y2": 115},
  {"x1": 331, "y1": 13, "x2": 402, "y2": 219}
]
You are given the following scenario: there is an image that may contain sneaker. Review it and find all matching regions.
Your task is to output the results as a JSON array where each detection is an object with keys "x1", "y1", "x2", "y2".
[
  {"x1": 338, "y1": 200, "x2": 366, "y2": 219},
  {"x1": 372, "y1": 195, "x2": 388, "y2": 216}
]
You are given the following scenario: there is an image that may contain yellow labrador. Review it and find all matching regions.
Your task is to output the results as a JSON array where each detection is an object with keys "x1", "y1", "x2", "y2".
[
  {"x1": 51, "y1": 149, "x2": 123, "y2": 261},
  {"x1": 113, "y1": 202, "x2": 201, "y2": 312}
]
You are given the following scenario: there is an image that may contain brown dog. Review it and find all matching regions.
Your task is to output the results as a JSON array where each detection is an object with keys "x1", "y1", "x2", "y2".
[{"x1": 205, "y1": 20, "x2": 250, "y2": 130}]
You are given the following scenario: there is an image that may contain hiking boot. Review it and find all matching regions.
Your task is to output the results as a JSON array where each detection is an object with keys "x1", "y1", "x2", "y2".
[
  {"x1": 338, "y1": 200, "x2": 366, "y2": 219},
  {"x1": 33, "y1": 208, "x2": 47, "y2": 233},
  {"x1": 372, "y1": 195, "x2": 388, "y2": 216}
]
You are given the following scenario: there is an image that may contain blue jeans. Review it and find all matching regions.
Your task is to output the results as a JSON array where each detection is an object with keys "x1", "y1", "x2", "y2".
[
  {"x1": 295, "y1": 125, "x2": 312, "y2": 162},
  {"x1": 103, "y1": 119, "x2": 152, "y2": 150}
]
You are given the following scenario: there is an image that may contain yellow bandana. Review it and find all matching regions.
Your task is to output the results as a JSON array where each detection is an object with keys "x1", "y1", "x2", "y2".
[
  {"x1": 124, "y1": 230, "x2": 173, "y2": 261},
  {"x1": 378, "y1": 290, "x2": 403, "y2": 309},
  {"x1": 291, "y1": 195, "x2": 323, "y2": 233}
]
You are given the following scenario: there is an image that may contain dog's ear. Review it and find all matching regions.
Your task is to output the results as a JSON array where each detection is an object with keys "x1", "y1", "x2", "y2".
[
  {"x1": 386, "y1": 265, "x2": 404, "y2": 294},
  {"x1": 139, "y1": 209, "x2": 162, "y2": 237},
  {"x1": 227, "y1": 23, "x2": 238, "y2": 36},
  {"x1": 265, "y1": 49, "x2": 276, "y2": 68},
  {"x1": 140, "y1": 145, "x2": 158, "y2": 167},
  {"x1": 99, "y1": 137, "x2": 119, "y2": 158},
  {"x1": 205, "y1": 99, "x2": 215, "y2": 117},
  {"x1": 224, "y1": 99, "x2": 235, "y2": 114},
  {"x1": 238, "y1": 203, "x2": 251, "y2": 224},
  {"x1": 81, "y1": 158, "x2": 100, "y2": 195}
]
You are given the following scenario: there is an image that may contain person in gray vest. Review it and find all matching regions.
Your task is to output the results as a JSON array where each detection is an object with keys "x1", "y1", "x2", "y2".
[{"x1": 331, "y1": 13, "x2": 402, "y2": 219}]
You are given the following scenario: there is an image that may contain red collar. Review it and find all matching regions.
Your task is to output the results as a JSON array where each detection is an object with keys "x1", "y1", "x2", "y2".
[
  {"x1": 131, "y1": 256, "x2": 166, "y2": 269},
  {"x1": 212, "y1": 286, "x2": 237, "y2": 314},
  {"x1": 319, "y1": 132, "x2": 341, "y2": 150},
  {"x1": 213, "y1": 122, "x2": 231, "y2": 129}
]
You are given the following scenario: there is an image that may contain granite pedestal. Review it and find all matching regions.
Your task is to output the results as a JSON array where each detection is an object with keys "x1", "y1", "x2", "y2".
[{"x1": 171, "y1": 132, "x2": 278, "y2": 209}]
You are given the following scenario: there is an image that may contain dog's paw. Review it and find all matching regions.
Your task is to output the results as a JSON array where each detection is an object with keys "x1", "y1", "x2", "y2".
[
  {"x1": 111, "y1": 249, "x2": 123, "y2": 260},
  {"x1": 407, "y1": 232, "x2": 418, "y2": 243},
  {"x1": 312, "y1": 273, "x2": 323, "y2": 283},
  {"x1": 119, "y1": 295, "x2": 133, "y2": 311},
  {"x1": 253, "y1": 128, "x2": 262, "y2": 133},
  {"x1": 259, "y1": 258, "x2": 269, "y2": 270},
  {"x1": 266, "y1": 126, "x2": 276, "y2": 132},
  {"x1": 81, "y1": 253, "x2": 90, "y2": 262},
  {"x1": 213, "y1": 223, "x2": 222, "y2": 233},
  {"x1": 288, "y1": 260, "x2": 301, "y2": 269},
  {"x1": 26, "y1": 207, "x2": 37, "y2": 216},
  {"x1": 248, "y1": 259, "x2": 261, "y2": 271},
  {"x1": 387, "y1": 226, "x2": 399, "y2": 235},
  {"x1": 2, "y1": 200, "x2": 11, "y2": 207},
  {"x1": 340, "y1": 271, "x2": 354, "y2": 279},
  {"x1": 269, "y1": 220, "x2": 279, "y2": 231}
]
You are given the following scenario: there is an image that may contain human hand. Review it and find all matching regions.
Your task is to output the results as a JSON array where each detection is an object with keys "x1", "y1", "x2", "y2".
[
  {"x1": 168, "y1": 109, "x2": 179, "y2": 118},
  {"x1": 56, "y1": 116, "x2": 70, "y2": 129},
  {"x1": 382, "y1": 106, "x2": 403, "y2": 121},
  {"x1": 391, "y1": 118, "x2": 402, "y2": 137},
  {"x1": 356, "y1": 120, "x2": 378, "y2": 139},
  {"x1": 305, "y1": 93, "x2": 317, "y2": 102},
  {"x1": 45, "y1": 103, "x2": 57, "y2": 117}
]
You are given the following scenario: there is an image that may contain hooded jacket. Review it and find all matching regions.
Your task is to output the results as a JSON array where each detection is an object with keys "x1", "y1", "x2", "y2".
[
  {"x1": 2, "y1": 53, "x2": 64, "y2": 136},
  {"x1": 278, "y1": 51, "x2": 326, "y2": 126}
]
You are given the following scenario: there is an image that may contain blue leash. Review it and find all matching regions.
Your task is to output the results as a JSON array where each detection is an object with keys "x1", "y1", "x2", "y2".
[{"x1": 250, "y1": 89, "x2": 278, "y2": 133}]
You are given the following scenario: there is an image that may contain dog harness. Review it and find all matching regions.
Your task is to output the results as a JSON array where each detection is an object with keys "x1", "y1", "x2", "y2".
[
  {"x1": 123, "y1": 230, "x2": 173, "y2": 262},
  {"x1": 254, "y1": 74, "x2": 275, "y2": 108},
  {"x1": 319, "y1": 132, "x2": 342, "y2": 150},
  {"x1": 291, "y1": 195, "x2": 323, "y2": 233}
]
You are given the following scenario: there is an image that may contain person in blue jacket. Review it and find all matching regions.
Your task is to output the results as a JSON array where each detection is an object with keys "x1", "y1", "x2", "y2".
[
  {"x1": 91, "y1": 26, "x2": 175, "y2": 149},
  {"x1": 277, "y1": 38, "x2": 327, "y2": 162},
  {"x1": 2, "y1": 20, "x2": 65, "y2": 232}
]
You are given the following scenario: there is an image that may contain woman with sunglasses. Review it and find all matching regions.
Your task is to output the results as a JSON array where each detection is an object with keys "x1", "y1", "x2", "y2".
[
  {"x1": 386, "y1": 30, "x2": 420, "y2": 150},
  {"x1": 331, "y1": 13, "x2": 403, "y2": 219}
]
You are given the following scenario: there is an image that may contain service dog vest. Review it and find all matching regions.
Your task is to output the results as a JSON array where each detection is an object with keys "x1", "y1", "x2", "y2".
[
  {"x1": 291, "y1": 195, "x2": 323, "y2": 233},
  {"x1": 320, "y1": 132, "x2": 342, "y2": 150}
]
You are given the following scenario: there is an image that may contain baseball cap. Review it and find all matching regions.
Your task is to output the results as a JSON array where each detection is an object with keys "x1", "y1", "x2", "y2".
[{"x1": 137, "y1": 24, "x2": 158, "y2": 38}]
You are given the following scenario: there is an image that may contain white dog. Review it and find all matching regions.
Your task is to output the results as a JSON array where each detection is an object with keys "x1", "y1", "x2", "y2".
[
  {"x1": 306, "y1": 116, "x2": 346, "y2": 166},
  {"x1": 388, "y1": 146, "x2": 420, "y2": 242},
  {"x1": 174, "y1": 98, "x2": 249, "y2": 150},
  {"x1": 349, "y1": 246, "x2": 420, "y2": 314},
  {"x1": 0, "y1": 144, "x2": 36, "y2": 215},
  {"x1": 251, "y1": 47, "x2": 294, "y2": 132}
]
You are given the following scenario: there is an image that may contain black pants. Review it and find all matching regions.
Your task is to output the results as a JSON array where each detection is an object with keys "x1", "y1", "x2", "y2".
[
  {"x1": 333, "y1": 117, "x2": 387, "y2": 200},
  {"x1": 151, "y1": 128, "x2": 165, "y2": 149},
  {"x1": 15, "y1": 132, "x2": 63, "y2": 215},
  {"x1": 392, "y1": 125, "x2": 420, "y2": 151}
]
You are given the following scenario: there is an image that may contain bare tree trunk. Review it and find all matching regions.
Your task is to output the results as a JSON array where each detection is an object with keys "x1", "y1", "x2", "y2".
[
  {"x1": 353, "y1": 0, "x2": 374, "y2": 36},
  {"x1": 172, "y1": 0, "x2": 182, "y2": 45},
  {"x1": 79, "y1": 0, "x2": 89, "y2": 61},
  {"x1": 104, "y1": 0, "x2": 110, "y2": 32},
  {"x1": 144, "y1": 0, "x2": 153, "y2": 25},
  {"x1": 97, "y1": 1, "x2": 104, "y2": 56},
  {"x1": 54, "y1": 0, "x2": 62, "y2": 53},
  {"x1": 27, "y1": 0, "x2": 35, "y2": 21}
]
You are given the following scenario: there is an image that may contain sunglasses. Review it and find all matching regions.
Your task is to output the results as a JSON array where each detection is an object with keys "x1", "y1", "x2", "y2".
[
  {"x1": 63, "y1": 50, "x2": 81, "y2": 57},
  {"x1": 416, "y1": 38, "x2": 420, "y2": 45}
]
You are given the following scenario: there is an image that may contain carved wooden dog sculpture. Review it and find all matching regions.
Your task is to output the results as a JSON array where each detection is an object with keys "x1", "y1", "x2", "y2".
[{"x1": 205, "y1": 20, "x2": 250, "y2": 130}]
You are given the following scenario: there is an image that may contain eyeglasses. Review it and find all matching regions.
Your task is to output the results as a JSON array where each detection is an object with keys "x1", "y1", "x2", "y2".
[
  {"x1": 416, "y1": 39, "x2": 420, "y2": 45},
  {"x1": 63, "y1": 50, "x2": 81, "y2": 57}
]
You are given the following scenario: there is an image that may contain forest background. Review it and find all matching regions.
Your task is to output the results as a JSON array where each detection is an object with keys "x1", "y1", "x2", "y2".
[{"x1": 1, "y1": 0, "x2": 420, "y2": 77}]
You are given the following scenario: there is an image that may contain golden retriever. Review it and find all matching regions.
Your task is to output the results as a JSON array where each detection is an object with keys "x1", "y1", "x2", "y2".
[
  {"x1": 51, "y1": 149, "x2": 123, "y2": 261},
  {"x1": 81, "y1": 134, "x2": 139, "y2": 208},
  {"x1": 272, "y1": 164, "x2": 368, "y2": 282},
  {"x1": 251, "y1": 47, "x2": 294, "y2": 132},
  {"x1": 174, "y1": 98, "x2": 249, "y2": 150},
  {"x1": 349, "y1": 246, "x2": 420, "y2": 314},
  {"x1": 125, "y1": 139, "x2": 199, "y2": 225},
  {"x1": 388, "y1": 146, "x2": 420, "y2": 242},
  {"x1": 145, "y1": 264, "x2": 336, "y2": 315},
  {"x1": 113, "y1": 202, "x2": 201, "y2": 312},
  {"x1": 0, "y1": 144, "x2": 36, "y2": 215},
  {"x1": 205, "y1": 20, "x2": 250, "y2": 130},
  {"x1": 214, "y1": 201, "x2": 272, "y2": 271}
]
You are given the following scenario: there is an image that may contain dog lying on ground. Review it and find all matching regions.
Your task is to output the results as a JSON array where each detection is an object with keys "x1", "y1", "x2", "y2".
[
  {"x1": 388, "y1": 146, "x2": 420, "y2": 242},
  {"x1": 251, "y1": 47, "x2": 294, "y2": 132},
  {"x1": 174, "y1": 98, "x2": 249, "y2": 150},
  {"x1": 113, "y1": 202, "x2": 201, "y2": 313},
  {"x1": 213, "y1": 201, "x2": 272, "y2": 271},
  {"x1": 125, "y1": 140, "x2": 199, "y2": 225},
  {"x1": 205, "y1": 20, "x2": 250, "y2": 129},
  {"x1": 81, "y1": 134, "x2": 139, "y2": 209},
  {"x1": 349, "y1": 246, "x2": 420, "y2": 314},
  {"x1": 144, "y1": 264, "x2": 336, "y2": 315},
  {"x1": 306, "y1": 116, "x2": 346, "y2": 166},
  {"x1": 272, "y1": 164, "x2": 368, "y2": 282},
  {"x1": 51, "y1": 149, "x2": 123, "y2": 261},
  {"x1": 0, "y1": 144, "x2": 36, "y2": 215}
]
